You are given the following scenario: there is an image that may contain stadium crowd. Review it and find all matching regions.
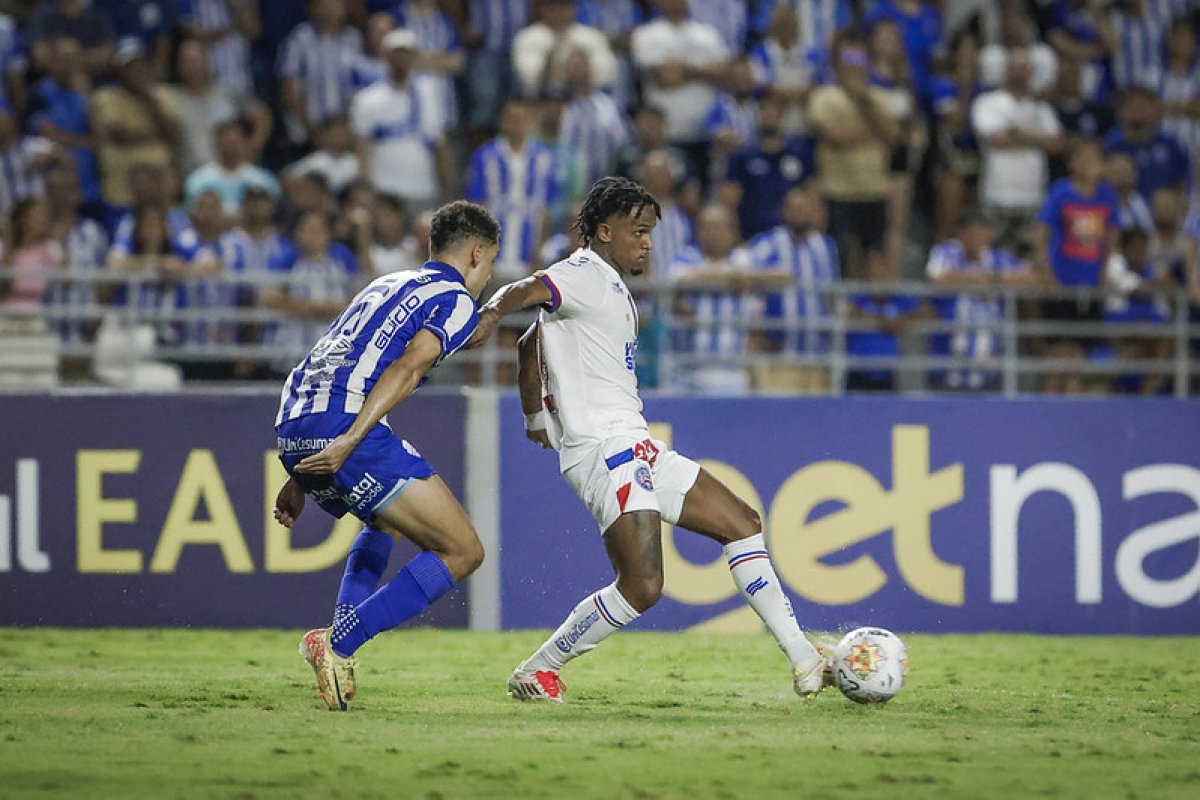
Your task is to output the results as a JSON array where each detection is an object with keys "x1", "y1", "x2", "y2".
[{"x1": 0, "y1": 0, "x2": 1197, "y2": 394}]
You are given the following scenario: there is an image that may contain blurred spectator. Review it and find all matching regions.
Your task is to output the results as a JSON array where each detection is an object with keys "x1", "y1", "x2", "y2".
[
  {"x1": 284, "y1": 114, "x2": 359, "y2": 196},
  {"x1": 866, "y1": 17, "x2": 918, "y2": 276},
  {"x1": 1095, "y1": 0, "x2": 1172, "y2": 92},
  {"x1": 2, "y1": 198, "x2": 63, "y2": 315},
  {"x1": 979, "y1": 5, "x2": 1058, "y2": 96},
  {"x1": 278, "y1": 0, "x2": 364, "y2": 147},
  {"x1": 746, "y1": 184, "x2": 839, "y2": 382},
  {"x1": 98, "y1": 0, "x2": 176, "y2": 79},
  {"x1": 558, "y1": 48, "x2": 631, "y2": 191},
  {"x1": 752, "y1": 0, "x2": 852, "y2": 60},
  {"x1": 90, "y1": 38, "x2": 181, "y2": 212},
  {"x1": 262, "y1": 209, "x2": 359, "y2": 368},
  {"x1": 1158, "y1": 17, "x2": 1200, "y2": 170},
  {"x1": 718, "y1": 97, "x2": 814, "y2": 240},
  {"x1": 1105, "y1": 151, "x2": 1154, "y2": 233},
  {"x1": 1103, "y1": 84, "x2": 1192, "y2": 197},
  {"x1": 184, "y1": 118, "x2": 280, "y2": 219},
  {"x1": 358, "y1": 193, "x2": 419, "y2": 276},
  {"x1": 0, "y1": 11, "x2": 28, "y2": 113},
  {"x1": 110, "y1": 162, "x2": 190, "y2": 259},
  {"x1": 1048, "y1": 56, "x2": 1115, "y2": 180},
  {"x1": 971, "y1": 48, "x2": 1063, "y2": 257},
  {"x1": 105, "y1": 204, "x2": 186, "y2": 344},
  {"x1": 178, "y1": 1, "x2": 260, "y2": 100},
  {"x1": 349, "y1": 28, "x2": 449, "y2": 214},
  {"x1": 27, "y1": 37, "x2": 102, "y2": 213},
  {"x1": 334, "y1": 178, "x2": 378, "y2": 246},
  {"x1": 808, "y1": 33, "x2": 900, "y2": 279},
  {"x1": 862, "y1": 0, "x2": 942, "y2": 92},
  {"x1": 401, "y1": 0, "x2": 465, "y2": 131},
  {"x1": 749, "y1": 3, "x2": 824, "y2": 135},
  {"x1": 576, "y1": 0, "x2": 643, "y2": 107},
  {"x1": 172, "y1": 39, "x2": 272, "y2": 180},
  {"x1": 279, "y1": 169, "x2": 334, "y2": 233},
  {"x1": 845, "y1": 256, "x2": 924, "y2": 392},
  {"x1": 465, "y1": 98, "x2": 559, "y2": 280},
  {"x1": 45, "y1": 165, "x2": 110, "y2": 346},
  {"x1": 221, "y1": 183, "x2": 292, "y2": 316},
  {"x1": 0, "y1": 101, "x2": 53, "y2": 242},
  {"x1": 688, "y1": 0, "x2": 748, "y2": 54},
  {"x1": 926, "y1": 211, "x2": 1034, "y2": 391},
  {"x1": 927, "y1": 31, "x2": 982, "y2": 242},
  {"x1": 28, "y1": 0, "x2": 115, "y2": 79},
  {"x1": 631, "y1": 0, "x2": 730, "y2": 179},
  {"x1": 1033, "y1": 138, "x2": 1120, "y2": 392},
  {"x1": 351, "y1": 10, "x2": 395, "y2": 87},
  {"x1": 637, "y1": 148, "x2": 694, "y2": 280},
  {"x1": 512, "y1": 0, "x2": 616, "y2": 100},
  {"x1": 613, "y1": 104, "x2": 691, "y2": 185},
  {"x1": 704, "y1": 57, "x2": 759, "y2": 185},
  {"x1": 171, "y1": 189, "x2": 231, "y2": 374},
  {"x1": 1046, "y1": 0, "x2": 1110, "y2": 103},
  {"x1": 664, "y1": 203, "x2": 773, "y2": 395},
  {"x1": 461, "y1": 0, "x2": 531, "y2": 140}
]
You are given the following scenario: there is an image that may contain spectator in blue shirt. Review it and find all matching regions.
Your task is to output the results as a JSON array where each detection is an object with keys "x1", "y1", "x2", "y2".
[
  {"x1": 862, "y1": 0, "x2": 942, "y2": 93},
  {"x1": 27, "y1": 36, "x2": 102, "y2": 212},
  {"x1": 704, "y1": 58, "x2": 759, "y2": 186},
  {"x1": 96, "y1": 0, "x2": 176, "y2": 79},
  {"x1": 718, "y1": 97, "x2": 815, "y2": 239},
  {"x1": 1102, "y1": 84, "x2": 1192, "y2": 198},
  {"x1": 846, "y1": 253, "x2": 925, "y2": 392},
  {"x1": 1034, "y1": 138, "x2": 1122, "y2": 392}
]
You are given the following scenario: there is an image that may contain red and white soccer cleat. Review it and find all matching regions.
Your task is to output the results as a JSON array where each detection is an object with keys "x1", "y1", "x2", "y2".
[
  {"x1": 507, "y1": 668, "x2": 567, "y2": 703},
  {"x1": 299, "y1": 627, "x2": 353, "y2": 711}
]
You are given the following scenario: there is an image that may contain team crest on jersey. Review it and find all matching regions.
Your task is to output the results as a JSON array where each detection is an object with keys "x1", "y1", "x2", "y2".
[
  {"x1": 635, "y1": 464, "x2": 653, "y2": 492},
  {"x1": 611, "y1": 282, "x2": 624, "y2": 294}
]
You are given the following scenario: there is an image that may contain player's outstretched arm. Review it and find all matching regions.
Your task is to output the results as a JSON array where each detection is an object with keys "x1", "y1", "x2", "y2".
[
  {"x1": 464, "y1": 275, "x2": 554, "y2": 349},
  {"x1": 294, "y1": 329, "x2": 444, "y2": 474},
  {"x1": 516, "y1": 322, "x2": 551, "y2": 449}
]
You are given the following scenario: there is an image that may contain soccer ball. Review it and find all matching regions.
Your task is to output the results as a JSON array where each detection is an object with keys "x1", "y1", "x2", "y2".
[{"x1": 832, "y1": 627, "x2": 908, "y2": 704}]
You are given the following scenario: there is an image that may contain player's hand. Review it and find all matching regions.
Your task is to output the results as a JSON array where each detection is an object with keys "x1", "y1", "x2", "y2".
[
  {"x1": 526, "y1": 428, "x2": 552, "y2": 449},
  {"x1": 294, "y1": 434, "x2": 358, "y2": 475},
  {"x1": 464, "y1": 307, "x2": 501, "y2": 349},
  {"x1": 273, "y1": 478, "x2": 305, "y2": 528}
]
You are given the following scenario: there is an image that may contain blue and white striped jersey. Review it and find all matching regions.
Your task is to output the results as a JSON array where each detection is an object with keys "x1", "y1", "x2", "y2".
[
  {"x1": 276, "y1": 261, "x2": 480, "y2": 425},
  {"x1": 753, "y1": 0, "x2": 852, "y2": 56},
  {"x1": 748, "y1": 226, "x2": 839, "y2": 353},
  {"x1": 558, "y1": 91, "x2": 631, "y2": 188},
  {"x1": 0, "y1": 136, "x2": 51, "y2": 218},
  {"x1": 704, "y1": 94, "x2": 759, "y2": 148},
  {"x1": 666, "y1": 245, "x2": 762, "y2": 357},
  {"x1": 689, "y1": 0, "x2": 748, "y2": 53},
  {"x1": 399, "y1": 4, "x2": 462, "y2": 128},
  {"x1": 648, "y1": 202, "x2": 695, "y2": 281},
  {"x1": 466, "y1": 138, "x2": 560, "y2": 270},
  {"x1": 466, "y1": 0, "x2": 530, "y2": 52},
  {"x1": 1106, "y1": 1, "x2": 1173, "y2": 90},
  {"x1": 49, "y1": 217, "x2": 109, "y2": 345},
  {"x1": 277, "y1": 22, "x2": 364, "y2": 125},
  {"x1": 178, "y1": 0, "x2": 252, "y2": 97},
  {"x1": 0, "y1": 14, "x2": 27, "y2": 108},
  {"x1": 1160, "y1": 61, "x2": 1200, "y2": 167}
]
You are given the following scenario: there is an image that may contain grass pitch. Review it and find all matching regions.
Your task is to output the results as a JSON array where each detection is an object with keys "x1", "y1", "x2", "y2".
[{"x1": 1, "y1": 629, "x2": 1197, "y2": 800}]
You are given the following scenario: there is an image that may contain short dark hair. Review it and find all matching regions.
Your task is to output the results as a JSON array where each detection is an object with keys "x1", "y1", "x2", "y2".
[
  {"x1": 575, "y1": 177, "x2": 661, "y2": 246},
  {"x1": 429, "y1": 200, "x2": 500, "y2": 254}
]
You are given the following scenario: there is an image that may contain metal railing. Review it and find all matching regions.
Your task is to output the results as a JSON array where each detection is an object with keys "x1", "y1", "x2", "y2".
[{"x1": 1, "y1": 267, "x2": 1197, "y2": 396}]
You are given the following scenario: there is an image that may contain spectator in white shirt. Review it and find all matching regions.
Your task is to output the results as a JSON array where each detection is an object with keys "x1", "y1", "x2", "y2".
[
  {"x1": 512, "y1": 0, "x2": 617, "y2": 99},
  {"x1": 978, "y1": 7, "x2": 1058, "y2": 96},
  {"x1": 970, "y1": 48, "x2": 1064, "y2": 256},
  {"x1": 349, "y1": 28, "x2": 449, "y2": 214},
  {"x1": 631, "y1": 0, "x2": 729, "y2": 174},
  {"x1": 285, "y1": 114, "x2": 359, "y2": 196}
]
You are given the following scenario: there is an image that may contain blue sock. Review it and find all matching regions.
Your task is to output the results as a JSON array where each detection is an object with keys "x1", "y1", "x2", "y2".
[
  {"x1": 330, "y1": 551, "x2": 455, "y2": 658},
  {"x1": 333, "y1": 527, "x2": 394, "y2": 626}
]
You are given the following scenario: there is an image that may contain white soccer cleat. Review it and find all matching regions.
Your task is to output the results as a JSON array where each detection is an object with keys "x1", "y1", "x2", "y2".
[
  {"x1": 507, "y1": 668, "x2": 566, "y2": 703},
  {"x1": 793, "y1": 652, "x2": 832, "y2": 698},
  {"x1": 299, "y1": 627, "x2": 354, "y2": 711}
]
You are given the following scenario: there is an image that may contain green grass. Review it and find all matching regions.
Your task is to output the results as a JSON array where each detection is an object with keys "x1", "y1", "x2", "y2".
[{"x1": 1, "y1": 629, "x2": 1198, "y2": 800}]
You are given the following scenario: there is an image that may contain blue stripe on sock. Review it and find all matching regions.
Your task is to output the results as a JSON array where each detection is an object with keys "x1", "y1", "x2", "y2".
[
  {"x1": 728, "y1": 550, "x2": 769, "y2": 565},
  {"x1": 595, "y1": 593, "x2": 621, "y2": 627}
]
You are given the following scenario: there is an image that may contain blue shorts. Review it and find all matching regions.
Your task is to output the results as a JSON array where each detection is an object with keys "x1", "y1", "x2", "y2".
[{"x1": 277, "y1": 414, "x2": 436, "y2": 523}]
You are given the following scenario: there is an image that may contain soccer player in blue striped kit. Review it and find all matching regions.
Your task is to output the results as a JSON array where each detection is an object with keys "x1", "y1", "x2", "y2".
[
  {"x1": 472, "y1": 177, "x2": 832, "y2": 702},
  {"x1": 272, "y1": 201, "x2": 499, "y2": 711}
]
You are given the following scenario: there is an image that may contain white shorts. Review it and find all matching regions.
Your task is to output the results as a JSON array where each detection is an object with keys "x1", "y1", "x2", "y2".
[{"x1": 562, "y1": 435, "x2": 701, "y2": 533}]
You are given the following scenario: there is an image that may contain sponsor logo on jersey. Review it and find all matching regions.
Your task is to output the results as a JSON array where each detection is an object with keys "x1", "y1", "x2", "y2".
[
  {"x1": 624, "y1": 341, "x2": 636, "y2": 371},
  {"x1": 347, "y1": 472, "x2": 385, "y2": 508}
]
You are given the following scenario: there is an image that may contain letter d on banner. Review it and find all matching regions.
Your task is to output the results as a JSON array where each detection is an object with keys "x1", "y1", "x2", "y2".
[{"x1": 263, "y1": 452, "x2": 359, "y2": 572}]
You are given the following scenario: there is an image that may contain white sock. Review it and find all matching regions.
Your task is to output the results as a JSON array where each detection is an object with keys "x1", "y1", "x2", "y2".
[
  {"x1": 522, "y1": 583, "x2": 640, "y2": 672},
  {"x1": 724, "y1": 533, "x2": 820, "y2": 670}
]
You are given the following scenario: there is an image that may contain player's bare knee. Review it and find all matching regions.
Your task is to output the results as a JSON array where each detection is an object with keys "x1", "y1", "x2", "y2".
[
  {"x1": 441, "y1": 529, "x2": 485, "y2": 580},
  {"x1": 725, "y1": 501, "x2": 762, "y2": 541},
  {"x1": 619, "y1": 571, "x2": 663, "y2": 612}
]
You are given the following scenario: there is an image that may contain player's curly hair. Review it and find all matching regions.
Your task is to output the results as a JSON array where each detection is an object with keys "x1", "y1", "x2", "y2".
[
  {"x1": 430, "y1": 200, "x2": 500, "y2": 254},
  {"x1": 574, "y1": 177, "x2": 662, "y2": 246}
]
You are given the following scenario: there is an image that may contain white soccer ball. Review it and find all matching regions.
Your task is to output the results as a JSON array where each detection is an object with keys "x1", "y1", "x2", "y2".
[{"x1": 832, "y1": 627, "x2": 908, "y2": 704}]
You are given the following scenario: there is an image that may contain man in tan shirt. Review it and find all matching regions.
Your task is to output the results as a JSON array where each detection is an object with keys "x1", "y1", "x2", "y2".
[
  {"x1": 806, "y1": 33, "x2": 900, "y2": 280},
  {"x1": 90, "y1": 37, "x2": 180, "y2": 209}
]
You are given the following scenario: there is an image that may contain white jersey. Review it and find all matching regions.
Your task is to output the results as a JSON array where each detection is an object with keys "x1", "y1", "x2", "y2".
[{"x1": 535, "y1": 248, "x2": 647, "y2": 469}]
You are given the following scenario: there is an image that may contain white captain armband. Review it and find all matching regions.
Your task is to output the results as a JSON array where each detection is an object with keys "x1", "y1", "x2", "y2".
[{"x1": 523, "y1": 411, "x2": 546, "y2": 431}]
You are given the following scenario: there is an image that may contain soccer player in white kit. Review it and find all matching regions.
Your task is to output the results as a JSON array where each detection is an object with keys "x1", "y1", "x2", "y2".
[{"x1": 471, "y1": 177, "x2": 830, "y2": 702}]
